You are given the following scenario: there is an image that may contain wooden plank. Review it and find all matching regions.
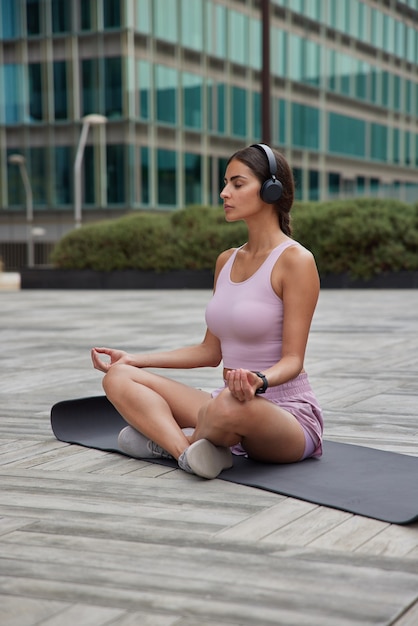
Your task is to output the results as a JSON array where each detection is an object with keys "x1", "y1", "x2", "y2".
[
  {"x1": 393, "y1": 600, "x2": 418, "y2": 626},
  {"x1": 308, "y1": 515, "x2": 390, "y2": 552},
  {"x1": 216, "y1": 498, "x2": 316, "y2": 541},
  {"x1": 261, "y1": 506, "x2": 351, "y2": 546}
]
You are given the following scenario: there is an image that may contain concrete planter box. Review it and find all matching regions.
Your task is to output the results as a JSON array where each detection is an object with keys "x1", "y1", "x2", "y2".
[
  {"x1": 21, "y1": 268, "x2": 214, "y2": 290},
  {"x1": 20, "y1": 268, "x2": 418, "y2": 289}
]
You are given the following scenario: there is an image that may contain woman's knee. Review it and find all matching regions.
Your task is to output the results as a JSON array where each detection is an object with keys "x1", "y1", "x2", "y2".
[
  {"x1": 102, "y1": 363, "x2": 131, "y2": 395},
  {"x1": 202, "y1": 389, "x2": 240, "y2": 430}
]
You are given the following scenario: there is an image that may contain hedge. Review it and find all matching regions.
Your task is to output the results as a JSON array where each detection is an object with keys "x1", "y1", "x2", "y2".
[{"x1": 50, "y1": 199, "x2": 418, "y2": 280}]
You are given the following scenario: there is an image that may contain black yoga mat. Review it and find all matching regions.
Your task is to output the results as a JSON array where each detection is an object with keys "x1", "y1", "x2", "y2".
[{"x1": 51, "y1": 395, "x2": 418, "y2": 525}]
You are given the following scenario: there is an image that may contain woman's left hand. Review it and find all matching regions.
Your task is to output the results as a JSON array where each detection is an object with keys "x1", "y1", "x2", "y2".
[{"x1": 225, "y1": 368, "x2": 260, "y2": 402}]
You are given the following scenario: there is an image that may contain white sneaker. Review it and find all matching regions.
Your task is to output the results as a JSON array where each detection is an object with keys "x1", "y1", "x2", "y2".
[
  {"x1": 178, "y1": 439, "x2": 233, "y2": 479},
  {"x1": 118, "y1": 426, "x2": 172, "y2": 459}
]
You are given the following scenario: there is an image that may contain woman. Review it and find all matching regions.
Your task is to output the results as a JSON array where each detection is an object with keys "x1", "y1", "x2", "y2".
[{"x1": 91, "y1": 144, "x2": 323, "y2": 479}]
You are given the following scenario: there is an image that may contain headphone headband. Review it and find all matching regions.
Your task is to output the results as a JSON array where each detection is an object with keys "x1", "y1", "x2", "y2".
[
  {"x1": 250, "y1": 143, "x2": 283, "y2": 204},
  {"x1": 251, "y1": 143, "x2": 277, "y2": 178}
]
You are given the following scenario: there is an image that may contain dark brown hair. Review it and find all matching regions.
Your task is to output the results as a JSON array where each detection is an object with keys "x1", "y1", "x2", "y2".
[{"x1": 227, "y1": 145, "x2": 295, "y2": 236}]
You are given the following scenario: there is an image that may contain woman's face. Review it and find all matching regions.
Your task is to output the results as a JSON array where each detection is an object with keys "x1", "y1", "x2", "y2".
[{"x1": 220, "y1": 158, "x2": 265, "y2": 222}]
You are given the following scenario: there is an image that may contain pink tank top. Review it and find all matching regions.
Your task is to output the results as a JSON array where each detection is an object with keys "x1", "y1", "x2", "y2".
[{"x1": 205, "y1": 241, "x2": 300, "y2": 370}]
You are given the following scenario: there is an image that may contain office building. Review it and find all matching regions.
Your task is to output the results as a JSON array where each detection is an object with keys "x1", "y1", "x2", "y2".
[{"x1": 1, "y1": 0, "x2": 417, "y2": 267}]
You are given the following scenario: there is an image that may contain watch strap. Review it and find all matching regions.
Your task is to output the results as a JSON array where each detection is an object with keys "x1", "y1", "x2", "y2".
[{"x1": 253, "y1": 371, "x2": 268, "y2": 394}]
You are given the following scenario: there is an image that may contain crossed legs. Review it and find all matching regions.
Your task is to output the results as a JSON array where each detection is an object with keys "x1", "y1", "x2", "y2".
[{"x1": 102, "y1": 363, "x2": 307, "y2": 470}]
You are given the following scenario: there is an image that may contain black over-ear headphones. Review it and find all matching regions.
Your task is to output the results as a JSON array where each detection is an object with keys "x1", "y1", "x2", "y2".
[{"x1": 251, "y1": 143, "x2": 283, "y2": 203}]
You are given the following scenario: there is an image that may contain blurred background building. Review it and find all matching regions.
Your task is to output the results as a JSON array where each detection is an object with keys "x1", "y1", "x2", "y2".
[{"x1": 1, "y1": 0, "x2": 418, "y2": 269}]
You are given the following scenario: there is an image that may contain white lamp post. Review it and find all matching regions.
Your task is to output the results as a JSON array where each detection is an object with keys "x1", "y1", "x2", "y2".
[
  {"x1": 74, "y1": 113, "x2": 107, "y2": 229},
  {"x1": 8, "y1": 153, "x2": 34, "y2": 268}
]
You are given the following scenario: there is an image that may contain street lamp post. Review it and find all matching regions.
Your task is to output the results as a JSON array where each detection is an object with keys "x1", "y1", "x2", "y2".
[
  {"x1": 74, "y1": 113, "x2": 107, "y2": 229},
  {"x1": 8, "y1": 154, "x2": 34, "y2": 268}
]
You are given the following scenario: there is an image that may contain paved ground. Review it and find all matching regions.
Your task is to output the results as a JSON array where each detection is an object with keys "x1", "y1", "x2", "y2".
[{"x1": 0, "y1": 287, "x2": 418, "y2": 625}]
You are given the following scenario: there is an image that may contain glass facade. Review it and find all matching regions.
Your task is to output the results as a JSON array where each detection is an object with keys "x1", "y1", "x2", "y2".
[{"x1": 0, "y1": 0, "x2": 417, "y2": 245}]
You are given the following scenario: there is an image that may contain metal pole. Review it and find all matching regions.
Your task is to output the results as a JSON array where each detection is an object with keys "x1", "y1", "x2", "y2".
[
  {"x1": 261, "y1": 0, "x2": 271, "y2": 145},
  {"x1": 18, "y1": 162, "x2": 34, "y2": 268},
  {"x1": 74, "y1": 120, "x2": 91, "y2": 230},
  {"x1": 8, "y1": 155, "x2": 34, "y2": 268}
]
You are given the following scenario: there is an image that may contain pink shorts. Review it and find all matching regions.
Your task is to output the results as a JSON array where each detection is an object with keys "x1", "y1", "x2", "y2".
[{"x1": 211, "y1": 372, "x2": 323, "y2": 460}]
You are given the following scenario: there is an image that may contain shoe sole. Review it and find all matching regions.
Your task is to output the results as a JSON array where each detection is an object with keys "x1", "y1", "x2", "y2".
[{"x1": 185, "y1": 439, "x2": 233, "y2": 479}]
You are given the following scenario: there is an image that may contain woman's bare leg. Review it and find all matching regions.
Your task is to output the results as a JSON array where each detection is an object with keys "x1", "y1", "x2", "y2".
[
  {"x1": 193, "y1": 388, "x2": 306, "y2": 463},
  {"x1": 102, "y1": 364, "x2": 211, "y2": 460}
]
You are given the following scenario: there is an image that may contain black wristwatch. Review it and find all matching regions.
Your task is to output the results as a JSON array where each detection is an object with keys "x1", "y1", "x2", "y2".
[{"x1": 253, "y1": 371, "x2": 269, "y2": 394}]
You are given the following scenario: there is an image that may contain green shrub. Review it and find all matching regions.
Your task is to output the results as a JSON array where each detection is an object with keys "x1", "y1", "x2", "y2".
[{"x1": 50, "y1": 200, "x2": 418, "y2": 279}]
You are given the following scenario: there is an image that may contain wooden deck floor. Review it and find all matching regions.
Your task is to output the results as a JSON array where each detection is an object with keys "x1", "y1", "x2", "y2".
[{"x1": 1, "y1": 288, "x2": 418, "y2": 625}]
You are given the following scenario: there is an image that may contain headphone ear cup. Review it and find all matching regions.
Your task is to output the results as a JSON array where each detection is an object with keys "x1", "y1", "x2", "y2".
[{"x1": 260, "y1": 178, "x2": 283, "y2": 203}]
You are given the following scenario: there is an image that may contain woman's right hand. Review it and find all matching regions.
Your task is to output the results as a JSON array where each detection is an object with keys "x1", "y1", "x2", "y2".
[{"x1": 91, "y1": 347, "x2": 133, "y2": 373}]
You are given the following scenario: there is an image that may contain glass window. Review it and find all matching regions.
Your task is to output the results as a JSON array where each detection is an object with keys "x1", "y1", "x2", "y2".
[
  {"x1": 138, "y1": 60, "x2": 151, "y2": 119},
  {"x1": 207, "y1": 81, "x2": 225, "y2": 134},
  {"x1": 405, "y1": 80, "x2": 413, "y2": 116},
  {"x1": 52, "y1": 0, "x2": 71, "y2": 33},
  {"x1": 184, "y1": 153, "x2": 202, "y2": 205},
  {"x1": 394, "y1": 20, "x2": 405, "y2": 58},
  {"x1": 29, "y1": 147, "x2": 47, "y2": 205},
  {"x1": 304, "y1": 0, "x2": 321, "y2": 21},
  {"x1": 83, "y1": 145, "x2": 95, "y2": 204},
  {"x1": 80, "y1": 0, "x2": 93, "y2": 30},
  {"x1": 416, "y1": 134, "x2": 418, "y2": 167},
  {"x1": 252, "y1": 91, "x2": 261, "y2": 140},
  {"x1": 231, "y1": 86, "x2": 247, "y2": 137},
  {"x1": 2, "y1": 64, "x2": 24, "y2": 123},
  {"x1": 228, "y1": 10, "x2": 248, "y2": 65},
  {"x1": 357, "y1": 2, "x2": 368, "y2": 43},
  {"x1": 371, "y1": 123, "x2": 388, "y2": 161},
  {"x1": 292, "y1": 167, "x2": 303, "y2": 201},
  {"x1": 206, "y1": 3, "x2": 226, "y2": 58},
  {"x1": 154, "y1": 0, "x2": 177, "y2": 43},
  {"x1": 328, "y1": 172, "x2": 340, "y2": 197},
  {"x1": 308, "y1": 170, "x2": 319, "y2": 201},
  {"x1": 27, "y1": 0, "x2": 41, "y2": 35},
  {"x1": 183, "y1": 72, "x2": 202, "y2": 129},
  {"x1": 157, "y1": 149, "x2": 177, "y2": 206},
  {"x1": 54, "y1": 146, "x2": 71, "y2": 204},
  {"x1": 82, "y1": 59, "x2": 100, "y2": 115},
  {"x1": 381, "y1": 71, "x2": 390, "y2": 108},
  {"x1": 355, "y1": 60, "x2": 369, "y2": 101},
  {"x1": 371, "y1": 9, "x2": 383, "y2": 49},
  {"x1": 1, "y1": 0, "x2": 21, "y2": 39},
  {"x1": 289, "y1": 34, "x2": 303, "y2": 82},
  {"x1": 276, "y1": 98, "x2": 286, "y2": 145},
  {"x1": 393, "y1": 128, "x2": 400, "y2": 164},
  {"x1": 136, "y1": 0, "x2": 151, "y2": 34},
  {"x1": 356, "y1": 176, "x2": 365, "y2": 195},
  {"x1": 327, "y1": 49, "x2": 337, "y2": 92},
  {"x1": 404, "y1": 132, "x2": 411, "y2": 166},
  {"x1": 303, "y1": 39, "x2": 320, "y2": 87},
  {"x1": 107, "y1": 145, "x2": 125, "y2": 204},
  {"x1": 156, "y1": 65, "x2": 177, "y2": 125},
  {"x1": 140, "y1": 146, "x2": 149, "y2": 204},
  {"x1": 328, "y1": 113, "x2": 366, "y2": 158},
  {"x1": 339, "y1": 52, "x2": 352, "y2": 97},
  {"x1": 292, "y1": 103, "x2": 319, "y2": 150},
  {"x1": 104, "y1": 0, "x2": 121, "y2": 28},
  {"x1": 393, "y1": 75, "x2": 402, "y2": 112},
  {"x1": 370, "y1": 66, "x2": 379, "y2": 104},
  {"x1": 7, "y1": 149, "x2": 26, "y2": 204},
  {"x1": 29, "y1": 63, "x2": 43, "y2": 121},
  {"x1": 181, "y1": 0, "x2": 202, "y2": 51},
  {"x1": 271, "y1": 27, "x2": 286, "y2": 79},
  {"x1": 383, "y1": 15, "x2": 395, "y2": 55},
  {"x1": 249, "y1": 16, "x2": 261, "y2": 70},
  {"x1": 104, "y1": 57, "x2": 122, "y2": 118},
  {"x1": 53, "y1": 61, "x2": 68, "y2": 120},
  {"x1": 406, "y1": 26, "x2": 417, "y2": 64}
]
